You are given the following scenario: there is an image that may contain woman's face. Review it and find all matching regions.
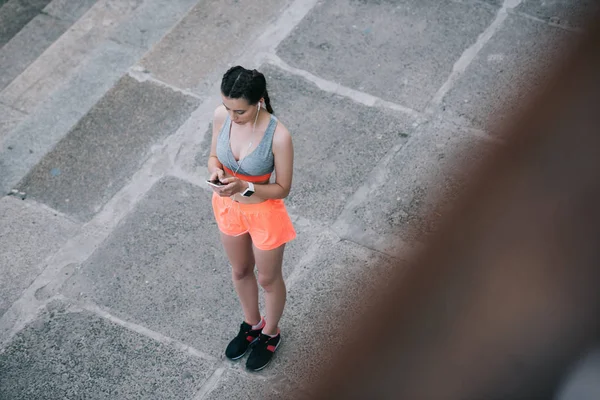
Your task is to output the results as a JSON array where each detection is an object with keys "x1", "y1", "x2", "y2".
[{"x1": 221, "y1": 95, "x2": 259, "y2": 125}]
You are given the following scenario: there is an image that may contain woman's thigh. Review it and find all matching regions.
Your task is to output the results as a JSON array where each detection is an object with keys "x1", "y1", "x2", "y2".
[
  {"x1": 254, "y1": 243, "x2": 285, "y2": 284},
  {"x1": 220, "y1": 232, "x2": 255, "y2": 272}
]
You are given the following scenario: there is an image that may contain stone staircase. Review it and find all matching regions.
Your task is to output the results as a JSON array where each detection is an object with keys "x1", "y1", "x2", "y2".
[
  {"x1": 0, "y1": 0, "x2": 204, "y2": 191},
  {"x1": 1, "y1": 0, "x2": 598, "y2": 398}
]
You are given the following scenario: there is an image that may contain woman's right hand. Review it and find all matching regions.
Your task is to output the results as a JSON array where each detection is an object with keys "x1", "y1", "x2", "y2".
[{"x1": 209, "y1": 168, "x2": 225, "y2": 183}]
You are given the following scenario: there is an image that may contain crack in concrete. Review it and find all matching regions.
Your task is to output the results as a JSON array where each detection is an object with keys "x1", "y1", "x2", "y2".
[
  {"x1": 63, "y1": 296, "x2": 218, "y2": 362},
  {"x1": 127, "y1": 67, "x2": 204, "y2": 100}
]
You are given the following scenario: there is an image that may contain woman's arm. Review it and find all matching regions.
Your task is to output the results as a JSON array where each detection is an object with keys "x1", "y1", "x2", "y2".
[{"x1": 208, "y1": 105, "x2": 228, "y2": 181}]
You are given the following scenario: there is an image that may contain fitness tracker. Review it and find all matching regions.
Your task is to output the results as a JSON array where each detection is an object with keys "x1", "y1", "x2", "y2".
[{"x1": 241, "y1": 181, "x2": 255, "y2": 197}]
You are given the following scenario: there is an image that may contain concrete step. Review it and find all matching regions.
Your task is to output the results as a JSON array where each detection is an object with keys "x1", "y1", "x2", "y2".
[
  {"x1": 0, "y1": 0, "x2": 99, "y2": 92},
  {"x1": 0, "y1": 0, "x2": 145, "y2": 147},
  {"x1": 0, "y1": 0, "x2": 147, "y2": 116},
  {"x1": 0, "y1": 196, "x2": 79, "y2": 319},
  {"x1": 0, "y1": 0, "x2": 201, "y2": 193},
  {"x1": 0, "y1": 0, "x2": 54, "y2": 48}
]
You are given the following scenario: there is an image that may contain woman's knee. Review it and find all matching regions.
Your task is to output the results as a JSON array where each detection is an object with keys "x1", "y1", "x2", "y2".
[
  {"x1": 231, "y1": 264, "x2": 254, "y2": 281},
  {"x1": 257, "y1": 272, "x2": 283, "y2": 291}
]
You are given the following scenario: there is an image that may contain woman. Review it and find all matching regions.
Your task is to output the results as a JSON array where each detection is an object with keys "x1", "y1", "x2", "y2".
[{"x1": 207, "y1": 65, "x2": 296, "y2": 371}]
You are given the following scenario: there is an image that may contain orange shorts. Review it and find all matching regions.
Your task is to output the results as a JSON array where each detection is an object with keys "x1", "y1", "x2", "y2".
[{"x1": 211, "y1": 192, "x2": 296, "y2": 251}]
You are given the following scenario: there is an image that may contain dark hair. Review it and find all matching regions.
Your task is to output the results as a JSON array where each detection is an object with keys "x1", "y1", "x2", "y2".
[{"x1": 220, "y1": 66, "x2": 274, "y2": 114}]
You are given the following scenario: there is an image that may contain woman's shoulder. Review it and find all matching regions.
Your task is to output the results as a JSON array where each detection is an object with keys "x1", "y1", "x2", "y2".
[
  {"x1": 272, "y1": 117, "x2": 292, "y2": 148},
  {"x1": 213, "y1": 104, "x2": 228, "y2": 127}
]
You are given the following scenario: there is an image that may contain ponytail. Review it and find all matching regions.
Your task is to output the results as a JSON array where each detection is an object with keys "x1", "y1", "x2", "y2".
[
  {"x1": 251, "y1": 69, "x2": 275, "y2": 114},
  {"x1": 263, "y1": 90, "x2": 274, "y2": 114}
]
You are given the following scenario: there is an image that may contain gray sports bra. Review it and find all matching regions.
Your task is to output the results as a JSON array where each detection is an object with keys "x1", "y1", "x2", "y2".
[{"x1": 216, "y1": 114, "x2": 278, "y2": 177}]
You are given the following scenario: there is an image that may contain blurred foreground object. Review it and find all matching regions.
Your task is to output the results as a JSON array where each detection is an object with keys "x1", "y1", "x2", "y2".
[{"x1": 297, "y1": 10, "x2": 600, "y2": 400}]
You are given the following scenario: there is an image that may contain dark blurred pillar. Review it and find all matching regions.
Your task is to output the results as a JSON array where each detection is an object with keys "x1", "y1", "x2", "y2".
[{"x1": 301, "y1": 12, "x2": 600, "y2": 400}]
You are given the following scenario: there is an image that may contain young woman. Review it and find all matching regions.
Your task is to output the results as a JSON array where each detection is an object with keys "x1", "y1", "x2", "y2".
[{"x1": 207, "y1": 66, "x2": 296, "y2": 371}]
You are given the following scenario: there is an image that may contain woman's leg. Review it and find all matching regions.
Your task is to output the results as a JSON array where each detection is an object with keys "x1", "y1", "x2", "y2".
[
  {"x1": 253, "y1": 243, "x2": 286, "y2": 335},
  {"x1": 220, "y1": 232, "x2": 261, "y2": 325}
]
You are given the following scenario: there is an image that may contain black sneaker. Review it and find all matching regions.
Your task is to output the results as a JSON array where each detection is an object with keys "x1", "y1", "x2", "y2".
[
  {"x1": 225, "y1": 321, "x2": 263, "y2": 360},
  {"x1": 246, "y1": 332, "x2": 281, "y2": 371}
]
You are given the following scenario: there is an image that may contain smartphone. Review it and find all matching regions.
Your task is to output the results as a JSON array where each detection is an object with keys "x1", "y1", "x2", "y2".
[{"x1": 206, "y1": 179, "x2": 226, "y2": 188}]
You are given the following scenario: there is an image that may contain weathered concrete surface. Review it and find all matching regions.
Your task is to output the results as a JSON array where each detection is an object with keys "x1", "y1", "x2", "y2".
[
  {"x1": 43, "y1": 0, "x2": 99, "y2": 22},
  {"x1": 0, "y1": 103, "x2": 25, "y2": 146},
  {"x1": 200, "y1": 368, "x2": 312, "y2": 400},
  {"x1": 268, "y1": 230, "x2": 399, "y2": 385},
  {"x1": 0, "y1": 14, "x2": 71, "y2": 92},
  {"x1": 106, "y1": 0, "x2": 200, "y2": 49},
  {"x1": 0, "y1": 0, "x2": 210, "y2": 196},
  {"x1": 59, "y1": 177, "x2": 321, "y2": 359},
  {"x1": 276, "y1": 0, "x2": 496, "y2": 111},
  {"x1": 333, "y1": 117, "x2": 493, "y2": 256},
  {"x1": 0, "y1": 300, "x2": 214, "y2": 400},
  {"x1": 482, "y1": 0, "x2": 503, "y2": 7},
  {"x1": 0, "y1": 197, "x2": 78, "y2": 318},
  {"x1": 0, "y1": 40, "x2": 143, "y2": 195},
  {"x1": 440, "y1": 12, "x2": 576, "y2": 132},
  {"x1": 0, "y1": 0, "x2": 53, "y2": 47},
  {"x1": 516, "y1": 0, "x2": 600, "y2": 29},
  {"x1": 139, "y1": 0, "x2": 291, "y2": 94},
  {"x1": 198, "y1": 63, "x2": 417, "y2": 223},
  {"x1": 0, "y1": 0, "x2": 144, "y2": 114},
  {"x1": 15, "y1": 77, "x2": 200, "y2": 221},
  {"x1": 0, "y1": 0, "x2": 101, "y2": 91}
]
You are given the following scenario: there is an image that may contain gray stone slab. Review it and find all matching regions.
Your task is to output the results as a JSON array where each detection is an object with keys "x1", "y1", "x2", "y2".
[
  {"x1": 0, "y1": 0, "x2": 206, "y2": 115},
  {"x1": 0, "y1": 196, "x2": 78, "y2": 318},
  {"x1": 276, "y1": 0, "x2": 496, "y2": 111},
  {"x1": 0, "y1": 0, "x2": 144, "y2": 114},
  {"x1": 263, "y1": 231, "x2": 399, "y2": 385},
  {"x1": 139, "y1": 0, "x2": 290, "y2": 93},
  {"x1": 0, "y1": 0, "x2": 53, "y2": 47},
  {"x1": 440, "y1": 13, "x2": 575, "y2": 132},
  {"x1": 196, "y1": 64, "x2": 417, "y2": 223},
  {"x1": 0, "y1": 14, "x2": 71, "y2": 92},
  {"x1": 480, "y1": 0, "x2": 503, "y2": 7},
  {"x1": 0, "y1": 102, "x2": 26, "y2": 146},
  {"x1": 43, "y1": 0, "x2": 98, "y2": 22},
  {"x1": 516, "y1": 0, "x2": 600, "y2": 29},
  {"x1": 332, "y1": 117, "x2": 494, "y2": 256},
  {"x1": 15, "y1": 76, "x2": 200, "y2": 221},
  {"x1": 0, "y1": 40, "x2": 149, "y2": 196},
  {"x1": 0, "y1": 300, "x2": 214, "y2": 399},
  {"x1": 108, "y1": 0, "x2": 201, "y2": 50},
  {"x1": 202, "y1": 368, "x2": 312, "y2": 400},
  {"x1": 0, "y1": 0, "x2": 216, "y2": 196},
  {"x1": 59, "y1": 176, "x2": 322, "y2": 359}
]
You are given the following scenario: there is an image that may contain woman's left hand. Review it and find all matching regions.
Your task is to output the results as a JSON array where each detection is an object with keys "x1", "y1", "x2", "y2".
[{"x1": 213, "y1": 177, "x2": 247, "y2": 197}]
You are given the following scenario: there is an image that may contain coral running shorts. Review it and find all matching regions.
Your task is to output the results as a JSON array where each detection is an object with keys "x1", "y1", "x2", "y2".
[{"x1": 212, "y1": 192, "x2": 296, "y2": 251}]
